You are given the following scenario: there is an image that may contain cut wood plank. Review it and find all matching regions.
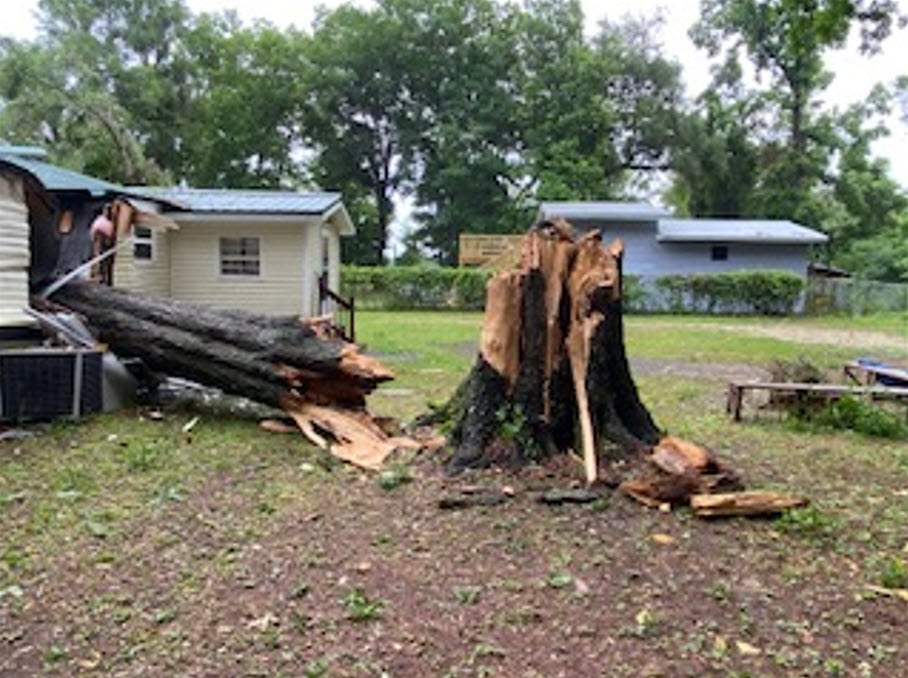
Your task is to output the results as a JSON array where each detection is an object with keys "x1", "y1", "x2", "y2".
[{"x1": 691, "y1": 491, "x2": 808, "y2": 517}]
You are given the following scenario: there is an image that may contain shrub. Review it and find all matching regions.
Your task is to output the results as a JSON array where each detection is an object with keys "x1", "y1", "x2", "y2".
[
  {"x1": 341, "y1": 265, "x2": 491, "y2": 310},
  {"x1": 880, "y1": 556, "x2": 908, "y2": 589},
  {"x1": 807, "y1": 395, "x2": 908, "y2": 439},
  {"x1": 341, "y1": 266, "x2": 804, "y2": 314},
  {"x1": 653, "y1": 270, "x2": 804, "y2": 314}
]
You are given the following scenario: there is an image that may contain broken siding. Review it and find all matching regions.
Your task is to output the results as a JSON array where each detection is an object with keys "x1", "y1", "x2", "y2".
[
  {"x1": 114, "y1": 227, "x2": 172, "y2": 297},
  {"x1": 169, "y1": 220, "x2": 307, "y2": 315},
  {"x1": 0, "y1": 173, "x2": 31, "y2": 327}
]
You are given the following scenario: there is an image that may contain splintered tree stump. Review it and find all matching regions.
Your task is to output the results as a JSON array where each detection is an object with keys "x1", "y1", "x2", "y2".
[{"x1": 441, "y1": 221, "x2": 659, "y2": 481}]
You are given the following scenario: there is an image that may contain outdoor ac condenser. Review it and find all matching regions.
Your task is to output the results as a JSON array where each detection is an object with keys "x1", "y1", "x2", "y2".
[{"x1": 0, "y1": 348, "x2": 103, "y2": 422}]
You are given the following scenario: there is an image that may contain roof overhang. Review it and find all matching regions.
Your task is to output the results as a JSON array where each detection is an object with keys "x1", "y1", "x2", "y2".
[
  {"x1": 656, "y1": 218, "x2": 829, "y2": 245},
  {"x1": 158, "y1": 202, "x2": 355, "y2": 235},
  {"x1": 323, "y1": 201, "x2": 355, "y2": 235},
  {"x1": 656, "y1": 234, "x2": 829, "y2": 245},
  {"x1": 537, "y1": 201, "x2": 671, "y2": 223},
  {"x1": 163, "y1": 212, "x2": 326, "y2": 223}
]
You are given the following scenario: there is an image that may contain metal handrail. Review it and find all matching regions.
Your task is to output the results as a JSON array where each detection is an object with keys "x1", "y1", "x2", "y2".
[{"x1": 318, "y1": 273, "x2": 355, "y2": 342}]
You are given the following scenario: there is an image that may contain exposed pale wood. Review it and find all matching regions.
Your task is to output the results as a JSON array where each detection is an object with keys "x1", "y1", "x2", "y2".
[
  {"x1": 445, "y1": 223, "x2": 664, "y2": 476},
  {"x1": 283, "y1": 399, "x2": 399, "y2": 470},
  {"x1": 650, "y1": 445, "x2": 697, "y2": 476},
  {"x1": 568, "y1": 315, "x2": 600, "y2": 484},
  {"x1": 536, "y1": 221, "x2": 575, "y2": 420},
  {"x1": 259, "y1": 418, "x2": 298, "y2": 434},
  {"x1": 48, "y1": 280, "x2": 416, "y2": 471},
  {"x1": 620, "y1": 474, "x2": 702, "y2": 507},
  {"x1": 113, "y1": 200, "x2": 134, "y2": 238},
  {"x1": 652, "y1": 436, "x2": 714, "y2": 473},
  {"x1": 691, "y1": 491, "x2": 808, "y2": 517},
  {"x1": 479, "y1": 271, "x2": 523, "y2": 386}
]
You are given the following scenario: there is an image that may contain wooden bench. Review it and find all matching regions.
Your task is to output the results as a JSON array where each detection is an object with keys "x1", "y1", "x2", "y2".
[{"x1": 726, "y1": 381, "x2": 908, "y2": 421}]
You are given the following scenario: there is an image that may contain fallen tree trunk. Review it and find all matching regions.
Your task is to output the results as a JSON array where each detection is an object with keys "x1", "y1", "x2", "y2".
[
  {"x1": 47, "y1": 282, "x2": 391, "y2": 408},
  {"x1": 436, "y1": 221, "x2": 660, "y2": 481},
  {"x1": 44, "y1": 281, "x2": 408, "y2": 468}
]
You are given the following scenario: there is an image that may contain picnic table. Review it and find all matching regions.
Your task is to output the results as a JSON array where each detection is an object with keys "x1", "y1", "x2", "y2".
[{"x1": 725, "y1": 380, "x2": 908, "y2": 421}]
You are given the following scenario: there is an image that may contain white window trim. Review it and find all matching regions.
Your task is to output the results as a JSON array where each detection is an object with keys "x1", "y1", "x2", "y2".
[
  {"x1": 133, "y1": 226, "x2": 155, "y2": 264},
  {"x1": 218, "y1": 236, "x2": 262, "y2": 278}
]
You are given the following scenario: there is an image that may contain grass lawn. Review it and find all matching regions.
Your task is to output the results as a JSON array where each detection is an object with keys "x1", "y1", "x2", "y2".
[{"x1": 1, "y1": 312, "x2": 906, "y2": 677}]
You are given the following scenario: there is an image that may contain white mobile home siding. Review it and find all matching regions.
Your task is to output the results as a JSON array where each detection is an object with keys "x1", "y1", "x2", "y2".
[
  {"x1": 0, "y1": 174, "x2": 31, "y2": 327},
  {"x1": 114, "y1": 226, "x2": 171, "y2": 297},
  {"x1": 169, "y1": 220, "x2": 306, "y2": 315}
]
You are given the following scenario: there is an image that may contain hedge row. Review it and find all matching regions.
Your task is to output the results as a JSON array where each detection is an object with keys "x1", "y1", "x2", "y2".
[
  {"x1": 341, "y1": 265, "x2": 492, "y2": 310},
  {"x1": 342, "y1": 266, "x2": 805, "y2": 315},
  {"x1": 651, "y1": 270, "x2": 805, "y2": 315}
]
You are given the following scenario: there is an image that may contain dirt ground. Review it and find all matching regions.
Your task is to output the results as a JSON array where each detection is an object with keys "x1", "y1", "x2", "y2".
[
  {"x1": 2, "y1": 313, "x2": 907, "y2": 677},
  {"x1": 2, "y1": 424, "x2": 907, "y2": 678},
  {"x1": 643, "y1": 320, "x2": 907, "y2": 352}
]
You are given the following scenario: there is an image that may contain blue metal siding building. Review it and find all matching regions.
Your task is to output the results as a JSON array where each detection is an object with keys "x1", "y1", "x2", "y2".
[{"x1": 537, "y1": 203, "x2": 828, "y2": 279}]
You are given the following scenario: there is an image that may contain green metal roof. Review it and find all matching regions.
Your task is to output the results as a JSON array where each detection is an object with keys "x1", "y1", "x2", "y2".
[{"x1": 0, "y1": 148, "x2": 122, "y2": 196}]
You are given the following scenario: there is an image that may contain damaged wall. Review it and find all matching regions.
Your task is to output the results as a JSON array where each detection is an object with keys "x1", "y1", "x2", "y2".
[{"x1": 0, "y1": 174, "x2": 31, "y2": 328}]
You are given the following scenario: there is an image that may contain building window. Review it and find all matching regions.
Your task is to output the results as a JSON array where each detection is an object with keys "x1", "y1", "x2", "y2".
[
  {"x1": 134, "y1": 226, "x2": 153, "y2": 260},
  {"x1": 220, "y1": 237, "x2": 260, "y2": 276},
  {"x1": 711, "y1": 245, "x2": 729, "y2": 261}
]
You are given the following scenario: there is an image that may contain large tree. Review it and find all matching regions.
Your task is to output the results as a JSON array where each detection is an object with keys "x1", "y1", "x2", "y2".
[
  {"x1": 0, "y1": 0, "x2": 307, "y2": 189},
  {"x1": 410, "y1": 1, "x2": 684, "y2": 263},
  {"x1": 691, "y1": 0, "x2": 905, "y2": 225},
  {"x1": 300, "y1": 2, "x2": 426, "y2": 265}
]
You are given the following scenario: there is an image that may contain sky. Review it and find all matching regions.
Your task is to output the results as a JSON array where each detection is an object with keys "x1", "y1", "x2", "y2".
[{"x1": 3, "y1": 0, "x2": 907, "y2": 191}]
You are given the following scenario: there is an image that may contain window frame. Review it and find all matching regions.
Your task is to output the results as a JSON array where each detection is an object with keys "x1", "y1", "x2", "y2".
[
  {"x1": 710, "y1": 244, "x2": 729, "y2": 261},
  {"x1": 133, "y1": 226, "x2": 154, "y2": 263},
  {"x1": 219, "y1": 236, "x2": 262, "y2": 277}
]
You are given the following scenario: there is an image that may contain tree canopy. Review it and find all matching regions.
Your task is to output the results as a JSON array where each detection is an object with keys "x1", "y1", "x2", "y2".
[{"x1": 1, "y1": 0, "x2": 906, "y2": 279}]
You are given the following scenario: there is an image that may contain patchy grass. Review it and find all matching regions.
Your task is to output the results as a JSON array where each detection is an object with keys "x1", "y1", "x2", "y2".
[{"x1": 2, "y1": 311, "x2": 907, "y2": 677}]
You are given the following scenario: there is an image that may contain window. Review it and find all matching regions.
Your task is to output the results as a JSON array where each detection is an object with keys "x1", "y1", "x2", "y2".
[
  {"x1": 220, "y1": 237, "x2": 260, "y2": 276},
  {"x1": 710, "y1": 245, "x2": 729, "y2": 261},
  {"x1": 133, "y1": 226, "x2": 153, "y2": 260}
]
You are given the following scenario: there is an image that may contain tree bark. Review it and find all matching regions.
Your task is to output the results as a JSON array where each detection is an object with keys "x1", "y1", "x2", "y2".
[
  {"x1": 47, "y1": 281, "x2": 393, "y2": 409},
  {"x1": 441, "y1": 222, "x2": 660, "y2": 480},
  {"x1": 44, "y1": 281, "x2": 410, "y2": 469}
]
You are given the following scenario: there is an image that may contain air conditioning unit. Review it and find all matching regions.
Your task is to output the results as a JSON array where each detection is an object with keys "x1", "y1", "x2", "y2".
[{"x1": 0, "y1": 348, "x2": 103, "y2": 422}]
